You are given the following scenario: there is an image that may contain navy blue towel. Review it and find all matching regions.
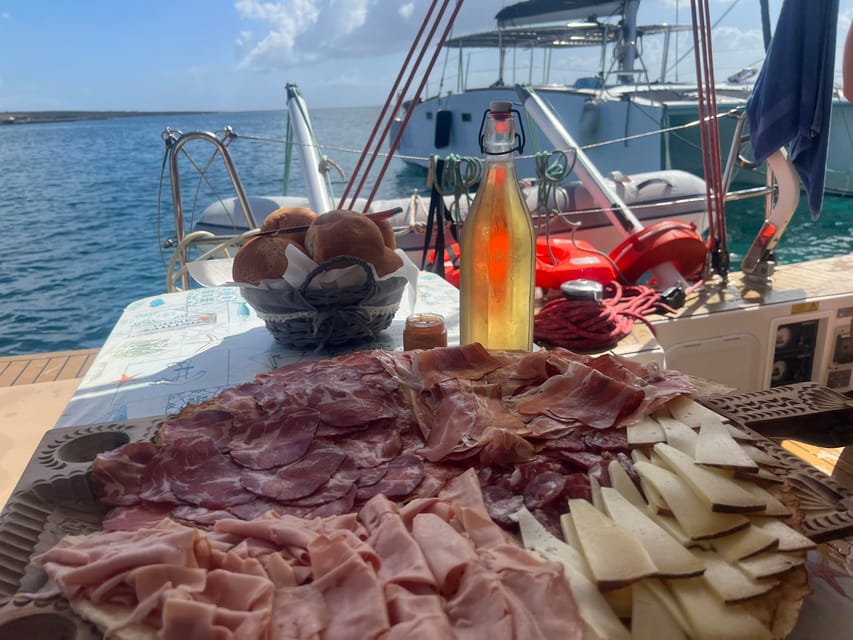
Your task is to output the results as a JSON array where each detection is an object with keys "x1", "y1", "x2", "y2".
[{"x1": 746, "y1": 0, "x2": 839, "y2": 219}]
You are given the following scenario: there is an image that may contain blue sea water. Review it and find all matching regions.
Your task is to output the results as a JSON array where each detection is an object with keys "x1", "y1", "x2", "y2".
[{"x1": 1, "y1": 108, "x2": 852, "y2": 356}]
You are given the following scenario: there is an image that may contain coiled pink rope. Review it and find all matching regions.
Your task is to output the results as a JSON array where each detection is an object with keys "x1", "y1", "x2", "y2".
[{"x1": 534, "y1": 282, "x2": 675, "y2": 351}]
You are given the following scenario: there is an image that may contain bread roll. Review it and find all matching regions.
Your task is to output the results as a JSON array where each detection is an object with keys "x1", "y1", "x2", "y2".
[
  {"x1": 373, "y1": 217, "x2": 397, "y2": 250},
  {"x1": 374, "y1": 246, "x2": 404, "y2": 276},
  {"x1": 260, "y1": 206, "x2": 318, "y2": 245},
  {"x1": 232, "y1": 235, "x2": 303, "y2": 284},
  {"x1": 305, "y1": 209, "x2": 389, "y2": 267}
]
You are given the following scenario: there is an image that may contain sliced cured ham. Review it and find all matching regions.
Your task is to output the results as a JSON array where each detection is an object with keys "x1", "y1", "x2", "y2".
[
  {"x1": 165, "y1": 437, "x2": 257, "y2": 509},
  {"x1": 91, "y1": 442, "x2": 159, "y2": 506},
  {"x1": 513, "y1": 361, "x2": 645, "y2": 429},
  {"x1": 90, "y1": 343, "x2": 695, "y2": 536},
  {"x1": 241, "y1": 449, "x2": 346, "y2": 502},
  {"x1": 228, "y1": 407, "x2": 319, "y2": 470},
  {"x1": 356, "y1": 453, "x2": 425, "y2": 501}
]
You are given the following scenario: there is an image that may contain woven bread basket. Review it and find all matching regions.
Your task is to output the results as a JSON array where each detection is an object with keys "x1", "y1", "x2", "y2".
[{"x1": 240, "y1": 256, "x2": 407, "y2": 350}]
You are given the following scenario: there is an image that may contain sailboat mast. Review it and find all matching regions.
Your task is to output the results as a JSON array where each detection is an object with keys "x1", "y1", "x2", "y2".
[{"x1": 620, "y1": 0, "x2": 640, "y2": 84}]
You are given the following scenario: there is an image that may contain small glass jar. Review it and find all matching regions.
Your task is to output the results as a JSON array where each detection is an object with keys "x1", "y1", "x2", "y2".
[{"x1": 404, "y1": 313, "x2": 448, "y2": 350}]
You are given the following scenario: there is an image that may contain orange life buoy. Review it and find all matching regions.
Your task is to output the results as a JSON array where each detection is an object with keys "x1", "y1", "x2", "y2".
[
  {"x1": 428, "y1": 243, "x2": 461, "y2": 287},
  {"x1": 535, "y1": 237, "x2": 617, "y2": 288},
  {"x1": 431, "y1": 237, "x2": 619, "y2": 289},
  {"x1": 608, "y1": 221, "x2": 707, "y2": 284}
]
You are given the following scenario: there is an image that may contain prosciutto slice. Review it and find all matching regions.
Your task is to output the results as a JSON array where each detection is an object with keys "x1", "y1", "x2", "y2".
[{"x1": 513, "y1": 361, "x2": 645, "y2": 428}]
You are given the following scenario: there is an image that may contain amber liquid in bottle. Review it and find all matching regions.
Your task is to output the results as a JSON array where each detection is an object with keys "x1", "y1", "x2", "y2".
[{"x1": 460, "y1": 104, "x2": 535, "y2": 350}]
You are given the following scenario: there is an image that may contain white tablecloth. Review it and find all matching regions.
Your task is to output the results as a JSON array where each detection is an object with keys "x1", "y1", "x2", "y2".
[{"x1": 56, "y1": 273, "x2": 459, "y2": 428}]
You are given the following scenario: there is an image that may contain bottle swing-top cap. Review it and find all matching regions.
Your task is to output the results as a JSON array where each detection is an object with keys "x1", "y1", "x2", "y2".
[{"x1": 478, "y1": 102, "x2": 525, "y2": 155}]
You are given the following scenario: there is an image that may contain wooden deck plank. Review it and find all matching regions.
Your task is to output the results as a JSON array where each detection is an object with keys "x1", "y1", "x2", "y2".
[
  {"x1": 15, "y1": 358, "x2": 51, "y2": 385},
  {"x1": 39, "y1": 354, "x2": 71, "y2": 381},
  {"x1": 0, "y1": 349, "x2": 99, "y2": 387},
  {"x1": 0, "y1": 360, "x2": 27, "y2": 387}
]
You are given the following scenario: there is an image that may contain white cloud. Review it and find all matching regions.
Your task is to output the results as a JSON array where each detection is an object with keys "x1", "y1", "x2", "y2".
[
  {"x1": 399, "y1": 2, "x2": 415, "y2": 20},
  {"x1": 232, "y1": 0, "x2": 500, "y2": 71}
]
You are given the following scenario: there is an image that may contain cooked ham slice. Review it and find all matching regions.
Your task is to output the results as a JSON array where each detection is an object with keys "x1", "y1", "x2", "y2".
[{"x1": 37, "y1": 473, "x2": 588, "y2": 640}]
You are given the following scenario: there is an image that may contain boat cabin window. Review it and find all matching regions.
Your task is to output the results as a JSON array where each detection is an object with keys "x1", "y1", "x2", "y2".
[
  {"x1": 461, "y1": 113, "x2": 472, "y2": 122},
  {"x1": 426, "y1": 112, "x2": 433, "y2": 120}
]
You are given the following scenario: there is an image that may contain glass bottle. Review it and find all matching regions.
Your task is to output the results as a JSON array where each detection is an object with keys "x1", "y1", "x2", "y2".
[{"x1": 460, "y1": 101, "x2": 535, "y2": 350}]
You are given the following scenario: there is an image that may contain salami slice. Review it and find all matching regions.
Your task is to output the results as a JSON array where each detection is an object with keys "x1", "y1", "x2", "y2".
[
  {"x1": 522, "y1": 471, "x2": 567, "y2": 510},
  {"x1": 481, "y1": 485, "x2": 524, "y2": 527}
]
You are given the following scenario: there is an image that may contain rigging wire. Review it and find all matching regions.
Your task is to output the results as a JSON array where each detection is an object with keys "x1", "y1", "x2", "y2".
[
  {"x1": 340, "y1": 0, "x2": 465, "y2": 212},
  {"x1": 690, "y1": 0, "x2": 728, "y2": 280}
]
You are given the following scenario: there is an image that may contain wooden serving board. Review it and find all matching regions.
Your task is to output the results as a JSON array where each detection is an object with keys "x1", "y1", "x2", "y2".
[{"x1": 699, "y1": 383, "x2": 853, "y2": 542}]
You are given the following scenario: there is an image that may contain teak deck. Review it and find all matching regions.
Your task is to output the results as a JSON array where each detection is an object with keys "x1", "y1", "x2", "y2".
[{"x1": 0, "y1": 349, "x2": 99, "y2": 388}]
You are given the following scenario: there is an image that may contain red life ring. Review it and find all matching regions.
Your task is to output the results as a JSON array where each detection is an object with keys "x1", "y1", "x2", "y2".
[
  {"x1": 428, "y1": 243, "x2": 461, "y2": 287},
  {"x1": 535, "y1": 237, "x2": 617, "y2": 288},
  {"x1": 609, "y1": 221, "x2": 707, "y2": 283},
  {"x1": 431, "y1": 237, "x2": 619, "y2": 289}
]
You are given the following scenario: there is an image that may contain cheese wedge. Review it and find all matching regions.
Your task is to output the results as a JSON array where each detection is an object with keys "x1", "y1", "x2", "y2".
[
  {"x1": 694, "y1": 421, "x2": 759, "y2": 472},
  {"x1": 666, "y1": 396, "x2": 727, "y2": 429},
  {"x1": 725, "y1": 423, "x2": 761, "y2": 441},
  {"x1": 655, "y1": 416, "x2": 699, "y2": 455},
  {"x1": 589, "y1": 474, "x2": 605, "y2": 512},
  {"x1": 631, "y1": 580, "x2": 689, "y2": 640},
  {"x1": 600, "y1": 487, "x2": 705, "y2": 578},
  {"x1": 560, "y1": 513, "x2": 584, "y2": 557},
  {"x1": 640, "y1": 578, "x2": 693, "y2": 633},
  {"x1": 738, "y1": 551, "x2": 806, "y2": 579},
  {"x1": 627, "y1": 416, "x2": 667, "y2": 446},
  {"x1": 566, "y1": 498, "x2": 659, "y2": 589},
  {"x1": 710, "y1": 524, "x2": 779, "y2": 562},
  {"x1": 634, "y1": 461, "x2": 749, "y2": 540},
  {"x1": 653, "y1": 443, "x2": 766, "y2": 513},
  {"x1": 665, "y1": 576, "x2": 773, "y2": 640},
  {"x1": 517, "y1": 507, "x2": 631, "y2": 640},
  {"x1": 731, "y1": 480, "x2": 792, "y2": 518},
  {"x1": 690, "y1": 548, "x2": 780, "y2": 603},
  {"x1": 751, "y1": 518, "x2": 815, "y2": 552},
  {"x1": 646, "y1": 509, "x2": 693, "y2": 547},
  {"x1": 631, "y1": 449, "x2": 651, "y2": 464},
  {"x1": 737, "y1": 467, "x2": 784, "y2": 484},
  {"x1": 603, "y1": 585, "x2": 633, "y2": 620},
  {"x1": 607, "y1": 459, "x2": 646, "y2": 508},
  {"x1": 738, "y1": 443, "x2": 780, "y2": 467}
]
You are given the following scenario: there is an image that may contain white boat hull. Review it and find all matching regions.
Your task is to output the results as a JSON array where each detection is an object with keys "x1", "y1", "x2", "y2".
[
  {"x1": 194, "y1": 169, "x2": 709, "y2": 264},
  {"x1": 393, "y1": 86, "x2": 853, "y2": 196}
]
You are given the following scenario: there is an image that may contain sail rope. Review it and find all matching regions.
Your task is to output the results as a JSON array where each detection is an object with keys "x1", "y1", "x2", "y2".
[
  {"x1": 432, "y1": 153, "x2": 481, "y2": 224},
  {"x1": 235, "y1": 108, "x2": 737, "y2": 167},
  {"x1": 338, "y1": 0, "x2": 465, "y2": 212},
  {"x1": 534, "y1": 281, "x2": 676, "y2": 351},
  {"x1": 690, "y1": 0, "x2": 729, "y2": 280}
]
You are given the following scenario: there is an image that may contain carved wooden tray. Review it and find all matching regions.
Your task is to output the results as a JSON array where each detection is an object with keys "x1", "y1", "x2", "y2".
[{"x1": 699, "y1": 382, "x2": 853, "y2": 542}]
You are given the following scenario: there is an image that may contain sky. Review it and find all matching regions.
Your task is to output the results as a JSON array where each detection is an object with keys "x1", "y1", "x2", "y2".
[{"x1": 1, "y1": 0, "x2": 851, "y2": 112}]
